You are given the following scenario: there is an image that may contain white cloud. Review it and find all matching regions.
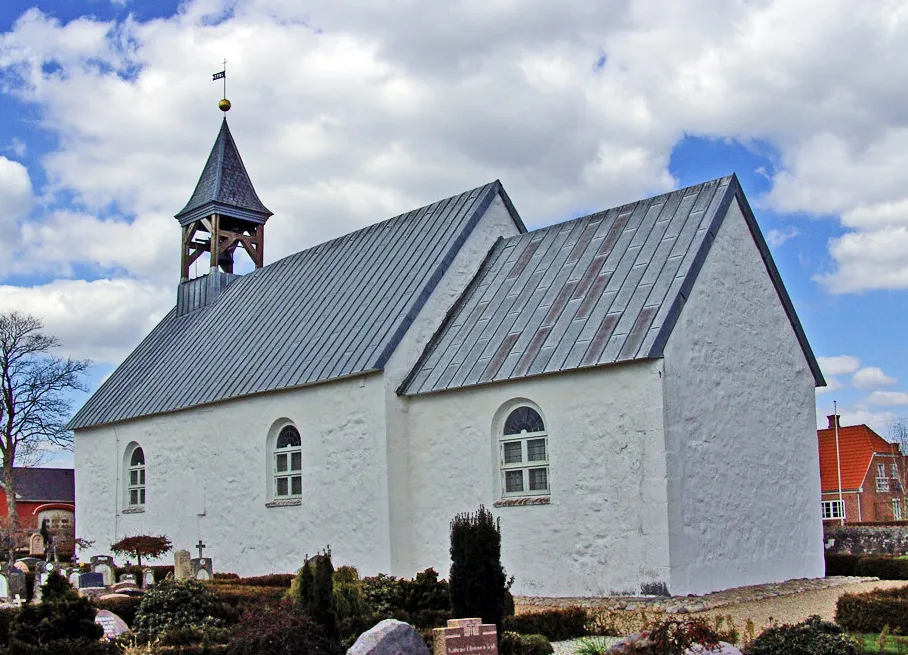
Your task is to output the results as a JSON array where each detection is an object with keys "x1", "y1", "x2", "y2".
[
  {"x1": 818, "y1": 355, "x2": 861, "y2": 376},
  {"x1": 868, "y1": 391, "x2": 908, "y2": 406},
  {"x1": 0, "y1": 155, "x2": 33, "y2": 225},
  {"x1": 852, "y1": 366, "x2": 898, "y2": 390},
  {"x1": 0, "y1": 279, "x2": 171, "y2": 364},
  {"x1": 766, "y1": 226, "x2": 800, "y2": 248}
]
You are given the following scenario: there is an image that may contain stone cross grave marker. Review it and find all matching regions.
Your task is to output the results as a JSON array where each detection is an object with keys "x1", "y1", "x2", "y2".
[
  {"x1": 433, "y1": 618, "x2": 498, "y2": 655},
  {"x1": 174, "y1": 550, "x2": 192, "y2": 580}
]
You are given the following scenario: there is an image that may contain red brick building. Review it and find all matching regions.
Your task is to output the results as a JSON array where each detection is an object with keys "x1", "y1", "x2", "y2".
[
  {"x1": 817, "y1": 415, "x2": 906, "y2": 523},
  {"x1": 0, "y1": 468, "x2": 75, "y2": 555}
]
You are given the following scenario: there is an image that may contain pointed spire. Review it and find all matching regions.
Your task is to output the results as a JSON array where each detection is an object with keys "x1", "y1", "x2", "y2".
[{"x1": 175, "y1": 118, "x2": 272, "y2": 226}]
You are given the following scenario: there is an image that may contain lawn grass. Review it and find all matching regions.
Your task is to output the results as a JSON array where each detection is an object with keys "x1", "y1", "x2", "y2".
[{"x1": 852, "y1": 632, "x2": 908, "y2": 654}]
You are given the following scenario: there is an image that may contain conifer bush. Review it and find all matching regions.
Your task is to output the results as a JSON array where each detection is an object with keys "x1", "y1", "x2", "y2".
[
  {"x1": 449, "y1": 505, "x2": 508, "y2": 629},
  {"x1": 290, "y1": 549, "x2": 339, "y2": 642}
]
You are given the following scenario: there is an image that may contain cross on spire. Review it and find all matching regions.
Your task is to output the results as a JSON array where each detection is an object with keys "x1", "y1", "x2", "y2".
[{"x1": 196, "y1": 540, "x2": 206, "y2": 559}]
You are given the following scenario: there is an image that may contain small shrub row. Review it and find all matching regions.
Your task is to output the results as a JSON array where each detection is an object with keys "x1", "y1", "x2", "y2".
[
  {"x1": 825, "y1": 553, "x2": 860, "y2": 577},
  {"x1": 825, "y1": 552, "x2": 908, "y2": 579},
  {"x1": 744, "y1": 615, "x2": 856, "y2": 655},
  {"x1": 835, "y1": 584, "x2": 908, "y2": 633},
  {"x1": 502, "y1": 608, "x2": 590, "y2": 642},
  {"x1": 210, "y1": 573, "x2": 293, "y2": 588},
  {"x1": 499, "y1": 632, "x2": 554, "y2": 655}
]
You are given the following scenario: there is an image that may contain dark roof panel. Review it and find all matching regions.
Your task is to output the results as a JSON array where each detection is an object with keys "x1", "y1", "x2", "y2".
[
  {"x1": 401, "y1": 175, "x2": 824, "y2": 395},
  {"x1": 70, "y1": 182, "x2": 510, "y2": 429}
]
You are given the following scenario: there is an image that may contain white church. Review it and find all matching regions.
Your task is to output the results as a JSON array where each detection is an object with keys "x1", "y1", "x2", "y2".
[{"x1": 70, "y1": 113, "x2": 826, "y2": 597}]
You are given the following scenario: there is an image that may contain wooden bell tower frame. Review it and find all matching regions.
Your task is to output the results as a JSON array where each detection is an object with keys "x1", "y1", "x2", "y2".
[{"x1": 180, "y1": 214, "x2": 265, "y2": 280}]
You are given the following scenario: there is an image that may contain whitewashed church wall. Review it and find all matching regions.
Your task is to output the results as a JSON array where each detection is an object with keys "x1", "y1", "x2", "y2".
[
  {"x1": 74, "y1": 372, "x2": 393, "y2": 576},
  {"x1": 383, "y1": 193, "x2": 523, "y2": 577},
  {"x1": 661, "y1": 198, "x2": 824, "y2": 595},
  {"x1": 403, "y1": 361, "x2": 670, "y2": 597}
]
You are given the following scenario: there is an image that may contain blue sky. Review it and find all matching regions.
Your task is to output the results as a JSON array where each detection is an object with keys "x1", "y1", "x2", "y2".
[{"x1": 1, "y1": 0, "x2": 907, "y2": 468}]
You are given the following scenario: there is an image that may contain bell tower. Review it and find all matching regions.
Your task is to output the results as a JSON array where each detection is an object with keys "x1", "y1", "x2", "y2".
[{"x1": 175, "y1": 101, "x2": 272, "y2": 282}]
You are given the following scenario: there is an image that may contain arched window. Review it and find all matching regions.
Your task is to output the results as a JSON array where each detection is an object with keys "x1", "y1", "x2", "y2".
[
  {"x1": 126, "y1": 445, "x2": 146, "y2": 507},
  {"x1": 500, "y1": 405, "x2": 549, "y2": 496},
  {"x1": 273, "y1": 425, "x2": 302, "y2": 498}
]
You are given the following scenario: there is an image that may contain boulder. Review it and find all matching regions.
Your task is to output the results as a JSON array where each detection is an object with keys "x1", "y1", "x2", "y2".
[{"x1": 347, "y1": 619, "x2": 429, "y2": 655}]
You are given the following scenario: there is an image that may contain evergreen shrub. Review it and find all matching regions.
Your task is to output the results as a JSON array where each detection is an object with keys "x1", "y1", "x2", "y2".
[
  {"x1": 835, "y1": 585, "x2": 908, "y2": 633},
  {"x1": 502, "y1": 608, "x2": 590, "y2": 641},
  {"x1": 743, "y1": 615, "x2": 856, "y2": 655},
  {"x1": 228, "y1": 599, "x2": 338, "y2": 655},
  {"x1": 449, "y1": 505, "x2": 508, "y2": 629},
  {"x1": 134, "y1": 579, "x2": 225, "y2": 635},
  {"x1": 290, "y1": 550, "x2": 338, "y2": 642},
  {"x1": 499, "y1": 632, "x2": 554, "y2": 655},
  {"x1": 854, "y1": 556, "x2": 908, "y2": 579}
]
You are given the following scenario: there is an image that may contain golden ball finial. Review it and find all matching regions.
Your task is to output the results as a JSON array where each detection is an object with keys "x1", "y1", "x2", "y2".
[{"x1": 218, "y1": 98, "x2": 232, "y2": 112}]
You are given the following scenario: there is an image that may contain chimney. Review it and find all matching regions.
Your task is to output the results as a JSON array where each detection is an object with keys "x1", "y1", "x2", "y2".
[{"x1": 827, "y1": 414, "x2": 841, "y2": 429}]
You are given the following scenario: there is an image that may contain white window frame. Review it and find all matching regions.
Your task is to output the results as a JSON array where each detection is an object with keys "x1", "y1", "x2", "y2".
[
  {"x1": 892, "y1": 463, "x2": 899, "y2": 479},
  {"x1": 499, "y1": 406, "x2": 549, "y2": 498},
  {"x1": 894, "y1": 498, "x2": 903, "y2": 520},
  {"x1": 877, "y1": 477, "x2": 891, "y2": 492},
  {"x1": 273, "y1": 425, "x2": 302, "y2": 500},
  {"x1": 878, "y1": 463, "x2": 886, "y2": 478},
  {"x1": 821, "y1": 500, "x2": 844, "y2": 520},
  {"x1": 126, "y1": 445, "x2": 146, "y2": 508}
]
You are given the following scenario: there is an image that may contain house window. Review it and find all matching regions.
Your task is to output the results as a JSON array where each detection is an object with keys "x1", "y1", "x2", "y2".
[
  {"x1": 500, "y1": 406, "x2": 549, "y2": 497},
  {"x1": 273, "y1": 425, "x2": 302, "y2": 498},
  {"x1": 126, "y1": 445, "x2": 146, "y2": 507},
  {"x1": 877, "y1": 477, "x2": 891, "y2": 492},
  {"x1": 821, "y1": 500, "x2": 844, "y2": 520},
  {"x1": 894, "y1": 498, "x2": 903, "y2": 520},
  {"x1": 878, "y1": 463, "x2": 886, "y2": 478},
  {"x1": 892, "y1": 463, "x2": 899, "y2": 479}
]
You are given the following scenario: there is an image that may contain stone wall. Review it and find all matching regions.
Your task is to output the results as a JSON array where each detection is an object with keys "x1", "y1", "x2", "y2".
[{"x1": 824, "y1": 524, "x2": 908, "y2": 555}]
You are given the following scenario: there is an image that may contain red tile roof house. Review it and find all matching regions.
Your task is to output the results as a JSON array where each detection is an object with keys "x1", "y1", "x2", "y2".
[
  {"x1": 817, "y1": 415, "x2": 906, "y2": 523},
  {"x1": 0, "y1": 468, "x2": 75, "y2": 556}
]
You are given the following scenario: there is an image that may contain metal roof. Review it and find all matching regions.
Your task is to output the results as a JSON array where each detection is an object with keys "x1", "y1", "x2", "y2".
[
  {"x1": 175, "y1": 118, "x2": 273, "y2": 226},
  {"x1": 69, "y1": 181, "x2": 515, "y2": 430},
  {"x1": 0, "y1": 468, "x2": 75, "y2": 504},
  {"x1": 401, "y1": 175, "x2": 825, "y2": 395}
]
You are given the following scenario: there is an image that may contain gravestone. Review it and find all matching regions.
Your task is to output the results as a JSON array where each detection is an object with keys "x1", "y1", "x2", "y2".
[
  {"x1": 94, "y1": 609, "x2": 129, "y2": 639},
  {"x1": 173, "y1": 550, "x2": 191, "y2": 580},
  {"x1": 90, "y1": 555, "x2": 115, "y2": 587},
  {"x1": 28, "y1": 534, "x2": 44, "y2": 557},
  {"x1": 111, "y1": 580, "x2": 139, "y2": 593},
  {"x1": 119, "y1": 573, "x2": 137, "y2": 585},
  {"x1": 7, "y1": 571, "x2": 25, "y2": 602},
  {"x1": 433, "y1": 618, "x2": 497, "y2": 655},
  {"x1": 142, "y1": 568, "x2": 155, "y2": 589},
  {"x1": 79, "y1": 572, "x2": 104, "y2": 589},
  {"x1": 69, "y1": 570, "x2": 81, "y2": 588},
  {"x1": 348, "y1": 618, "x2": 430, "y2": 655},
  {"x1": 0, "y1": 573, "x2": 9, "y2": 601},
  {"x1": 33, "y1": 571, "x2": 50, "y2": 604},
  {"x1": 190, "y1": 557, "x2": 213, "y2": 581}
]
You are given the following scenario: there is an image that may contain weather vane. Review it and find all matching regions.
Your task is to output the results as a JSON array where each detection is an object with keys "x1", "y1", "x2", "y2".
[{"x1": 213, "y1": 59, "x2": 230, "y2": 112}]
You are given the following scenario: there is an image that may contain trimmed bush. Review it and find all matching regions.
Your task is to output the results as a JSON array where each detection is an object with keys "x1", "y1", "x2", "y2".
[
  {"x1": 228, "y1": 599, "x2": 339, "y2": 655},
  {"x1": 360, "y1": 569, "x2": 451, "y2": 629},
  {"x1": 825, "y1": 553, "x2": 859, "y2": 577},
  {"x1": 449, "y1": 506, "x2": 508, "y2": 629},
  {"x1": 134, "y1": 579, "x2": 225, "y2": 635},
  {"x1": 836, "y1": 585, "x2": 908, "y2": 633},
  {"x1": 502, "y1": 608, "x2": 590, "y2": 642},
  {"x1": 744, "y1": 615, "x2": 856, "y2": 655},
  {"x1": 499, "y1": 632, "x2": 554, "y2": 655},
  {"x1": 854, "y1": 556, "x2": 908, "y2": 579},
  {"x1": 213, "y1": 574, "x2": 292, "y2": 588}
]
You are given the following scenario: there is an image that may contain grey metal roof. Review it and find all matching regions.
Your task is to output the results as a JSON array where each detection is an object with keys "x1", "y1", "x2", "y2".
[
  {"x1": 0, "y1": 468, "x2": 75, "y2": 503},
  {"x1": 69, "y1": 181, "x2": 518, "y2": 430},
  {"x1": 401, "y1": 175, "x2": 824, "y2": 395},
  {"x1": 175, "y1": 118, "x2": 273, "y2": 226}
]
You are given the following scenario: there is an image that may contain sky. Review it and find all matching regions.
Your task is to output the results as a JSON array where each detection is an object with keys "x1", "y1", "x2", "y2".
[{"x1": 1, "y1": 0, "x2": 906, "y2": 468}]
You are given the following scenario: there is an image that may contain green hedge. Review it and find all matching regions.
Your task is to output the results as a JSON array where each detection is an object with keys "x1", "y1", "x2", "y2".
[
  {"x1": 501, "y1": 608, "x2": 590, "y2": 642},
  {"x1": 825, "y1": 553, "x2": 908, "y2": 579},
  {"x1": 836, "y1": 585, "x2": 908, "y2": 633},
  {"x1": 211, "y1": 573, "x2": 293, "y2": 588},
  {"x1": 825, "y1": 553, "x2": 859, "y2": 577}
]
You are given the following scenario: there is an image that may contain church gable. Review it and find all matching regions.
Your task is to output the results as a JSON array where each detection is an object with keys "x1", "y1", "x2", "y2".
[
  {"x1": 401, "y1": 175, "x2": 823, "y2": 395},
  {"x1": 68, "y1": 181, "x2": 517, "y2": 430}
]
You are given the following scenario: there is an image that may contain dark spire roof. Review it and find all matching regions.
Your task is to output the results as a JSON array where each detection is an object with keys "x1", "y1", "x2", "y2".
[{"x1": 175, "y1": 118, "x2": 273, "y2": 226}]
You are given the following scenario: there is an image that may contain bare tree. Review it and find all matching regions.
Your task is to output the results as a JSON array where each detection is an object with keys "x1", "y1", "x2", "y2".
[
  {"x1": 0, "y1": 311, "x2": 90, "y2": 539},
  {"x1": 889, "y1": 418, "x2": 908, "y2": 518}
]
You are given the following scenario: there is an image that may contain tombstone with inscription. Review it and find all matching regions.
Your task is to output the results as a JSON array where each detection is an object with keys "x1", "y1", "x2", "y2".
[
  {"x1": 142, "y1": 568, "x2": 155, "y2": 589},
  {"x1": 433, "y1": 618, "x2": 497, "y2": 655},
  {"x1": 79, "y1": 572, "x2": 104, "y2": 589},
  {"x1": 90, "y1": 555, "x2": 115, "y2": 587},
  {"x1": 28, "y1": 534, "x2": 44, "y2": 557},
  {"x1": 95, "y1": 609, "x2": 130, "y2": 639},
  {"x1": 173, "y1": 550, "x2": 191, "y2": 580}
]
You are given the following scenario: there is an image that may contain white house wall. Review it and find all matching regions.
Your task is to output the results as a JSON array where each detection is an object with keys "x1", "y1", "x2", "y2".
[
  {"x1": 661, "y1": 198, "x2": 824, "y2": 595},
  {"x1": 403, "y1": 361, "x2": 670, "y2": 597},
  {"x1": 383, "y1": 193, "x2": 523, "y2": 577},
  {"x1": 74, "y1": 373, "x2": 391, "y2": 576}
]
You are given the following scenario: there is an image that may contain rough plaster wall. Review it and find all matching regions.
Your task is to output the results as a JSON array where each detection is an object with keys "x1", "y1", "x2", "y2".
[
  {"x1": 74, "y1": 373, "x2": 391, "y2": 576},
  {"x1": 662, "y1": 199, "x2": 823, "y2": 595},
  {"x1": 383, "y1": 193, "x2": 523, "y2": 576},
  {"x1": 405, "y1": 362, "x2": 670, "y2": 597}
]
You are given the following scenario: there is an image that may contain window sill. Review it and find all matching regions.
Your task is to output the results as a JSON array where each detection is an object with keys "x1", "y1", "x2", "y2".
[
  {"x1": 265, "y1": 498, "x2": 302, "y2": 508},
  {"x1": 494, "y1": 496, "x2": 550, "y2": 508},
  {"x1": 122, "y1": 507, "x2": 145, "y2": 514}
]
